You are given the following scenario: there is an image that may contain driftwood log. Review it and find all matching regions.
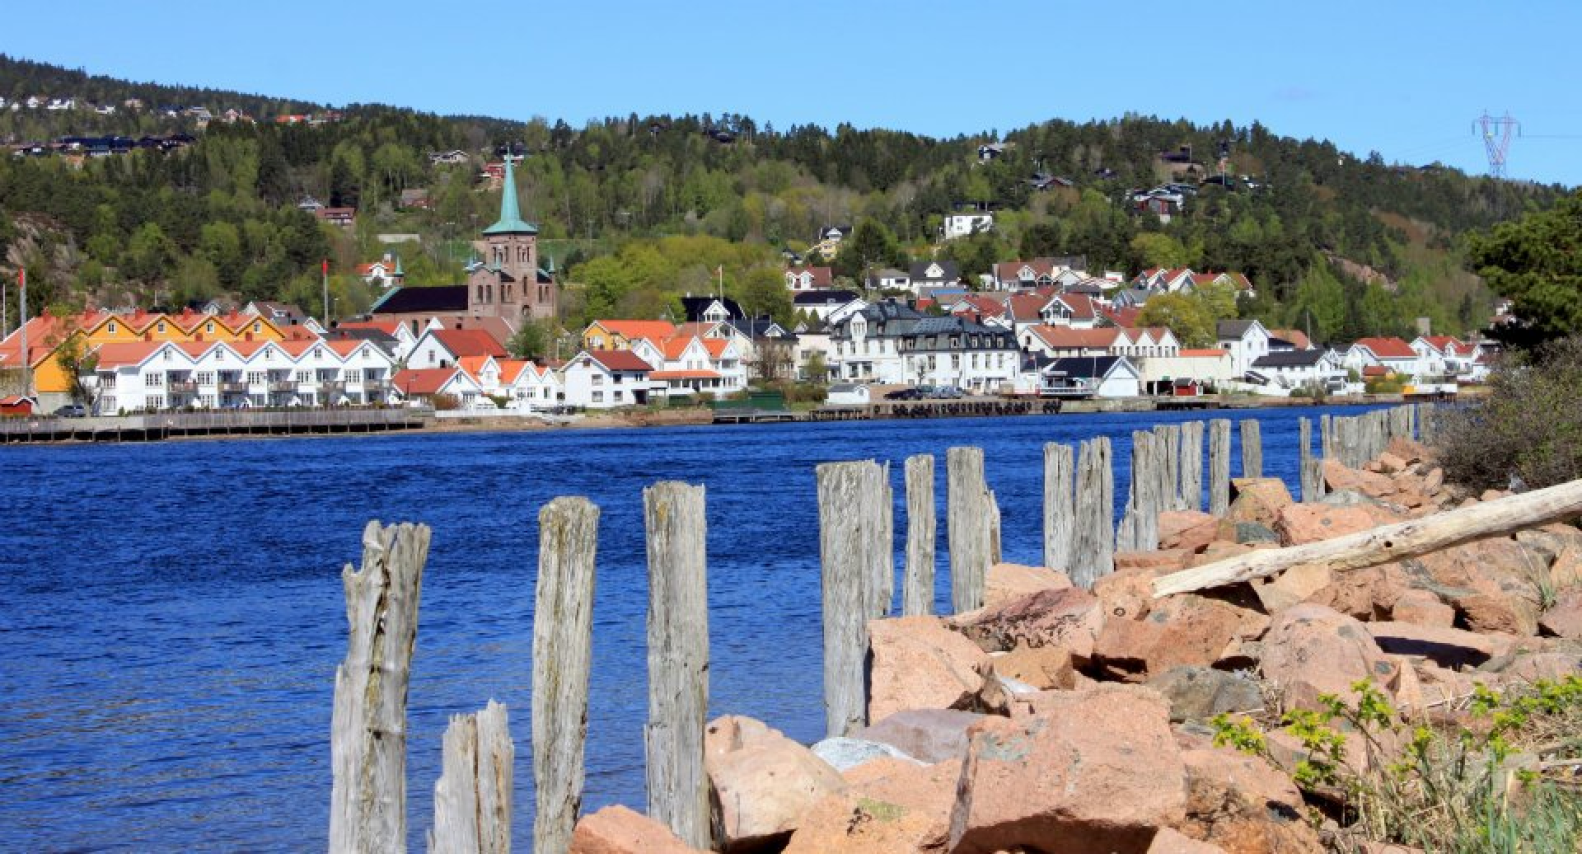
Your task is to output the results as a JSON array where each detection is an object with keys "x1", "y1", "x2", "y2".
[{"x1": 1152, "y1": 477, "x2": 1582, "y2": 597}]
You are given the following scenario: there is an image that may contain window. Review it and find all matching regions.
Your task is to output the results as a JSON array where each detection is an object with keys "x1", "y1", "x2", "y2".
[
  {"x1": 157, "y1": 321, "x2": 166, "y2": 334},
  {"x1": 107, "y1": 321, "x2": 118, "y2": 334},
  {"x1": 247, "y1": 371, "x2": 266, "y2": 384},
  {"x1": 253, "y1": 322, "x2": 261, "y2": 333},
  {"x1": 145, "y1": 373, "x2": 163, "y2": 387},
  {"x1": 614, "y1": 390, "x2": 624, "y2": 402},
  {"x1": 205, "y1": 322, "x2": 215, "y2": 334},
  {"x1": 196, "y1": 372, "x2": 215, "y2": 385},
  {"x1": 199, "y1": 394, "x2": 215, "y2": 408},
  {"x1": 296, "y1": 370, "x2": 311, "y2": 383},
  {"x1": 101, "y1": 396, "x2": 116, "y2": 411},
  {"x1": 592, "y1": 391, "x2": 604, "y2": 403},
  {"x1": 591, "y1": 374, "x2": 604, "y2": 386},
  {"x1": 145, "y1": 395, "x2": 164, "y2": 411}
]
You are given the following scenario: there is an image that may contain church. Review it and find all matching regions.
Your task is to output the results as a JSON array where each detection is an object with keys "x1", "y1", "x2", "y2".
[{"x1": 369, "y1": 155, "x2": 558, "y2": 334}]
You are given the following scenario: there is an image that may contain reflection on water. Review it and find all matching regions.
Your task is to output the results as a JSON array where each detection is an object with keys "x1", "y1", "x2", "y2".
[{"x1": 0, "y1": 406, "x2": 1372, "y2": 850}]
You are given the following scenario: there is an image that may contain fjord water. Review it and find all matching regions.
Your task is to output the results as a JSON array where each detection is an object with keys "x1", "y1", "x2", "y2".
[{"x1": 0, "y1": 406, "x2": 1375, "y2": 851}]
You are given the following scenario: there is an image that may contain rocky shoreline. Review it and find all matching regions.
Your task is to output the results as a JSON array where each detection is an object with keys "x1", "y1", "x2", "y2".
[{"x1": 568, "y1": 437, "x2": 1582, "y2": 854}]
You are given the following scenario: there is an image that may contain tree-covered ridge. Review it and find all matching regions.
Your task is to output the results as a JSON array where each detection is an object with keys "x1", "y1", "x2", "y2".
[{"x1": 0, "y1": 54, "x2": 1571, "y2": 342}]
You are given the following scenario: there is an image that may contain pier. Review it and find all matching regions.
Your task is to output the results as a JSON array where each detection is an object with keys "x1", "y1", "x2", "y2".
[{"x1": 0, "y1": 407, "x2": 432, "y2": 444}]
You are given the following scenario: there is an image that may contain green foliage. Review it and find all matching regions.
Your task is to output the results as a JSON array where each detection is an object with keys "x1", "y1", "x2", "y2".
[
  {"x1": 1130, "y1": 232, "x2": 1199, "y2": 269},
  {"x1": 1138, "y1": 293, "x2": 1216, "y2": 347},
  {"x1": 507, "y1": 317, "x2": 554, "y2": 361},
  {"x1": 1435, "y1": 335, "x2": 1582, "y2": 490},
  {"x1": 52, "y1": 332, "x2": 98, "y2": 405},
  {"x1": 1467, "y1": 190, "x2": 1582, "y2": 343}
]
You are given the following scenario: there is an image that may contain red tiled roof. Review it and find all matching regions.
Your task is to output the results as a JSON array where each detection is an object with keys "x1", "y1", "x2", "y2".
[
  {"x1": 585, "y1": 350, "x2": 653, "y2": 372},
  {"x1": 429, "y1": 328, "x2": 508, "y2": 359},
  {"x1": 392, "y1": 367, "x2": 461, "y2": 395},
  {"x1": 596, "y1": 320, "x2": 678, "y2": 342},
  {"x1": 1356, "y1": 337, "x2": 1416, "y2": 359},
  {"x1": 785, "y1": 266, "x2": 833, "y2": 287},
  {"x1": 1178, "y1": 348, "x2": 1229, "y2": 357},
  {"x1": 91, "y1": 341, "x2": 165, "y2": 367},
  {"x1": 1026, "y1": 325, "x2": 1127, "y2": 349},
  {"x1": 1362, "y1": 365, "x2": 1390, "y2": 377},
  {"x1": 1421, "y1": 335, "x2": 1463, "y2": 354},
  {"x1": 1268, "y1": 329, "x2": 1313, "y2": 349},
  {"x1": 1004, "y1": 293, "x2": 1048, "y2": 321},
  {"x1": 1051, "y1": 293, "x2": 1099, "y2": 321}
]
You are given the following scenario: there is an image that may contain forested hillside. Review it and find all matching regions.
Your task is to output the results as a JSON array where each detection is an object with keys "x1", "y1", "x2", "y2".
[{"x1": 0, "y1": 55, "x2": 1569, "y2": 341}]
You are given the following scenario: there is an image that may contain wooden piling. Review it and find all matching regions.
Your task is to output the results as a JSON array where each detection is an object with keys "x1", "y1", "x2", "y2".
[
  {"x1": 1320, "y1": 413, "x2": 1334, "y2": 462},
  {"x1": 1209, "y1": 419, "x2": 1232, "y2": 516},
  {"x1": 1123, "y1": 430, "x2": 1162, "y2": 552},
  {"x1": 532, "y1": 497, "x2": 600, "y2": 854},
  {"x1": 903, "y1": 454, "x2": 936, "y2": 617},
  {"x1": 1240, "y1": 419, "x2": 1263, "y2": 479},
  {"x1": 329, "y1": 521, "x2": 431, "y2": 854},
  {"x1": 1179, "y1": 421, "x2": 1204, "y2": 512},
  {"x1": 1043, "y1": 443, "x2": 1074, "y2": 573},
  {"x1": 947, "y1": 446, "x2": 993, "y2": 614},
  {"x1": 428, "y1": 700, "x2": 513, "y2": 854},
  {"x1": 643, "y1": 482, "x2": 711, "y2": 849},
  {"x1": 817, "y1": 460, "x2": 886, "y2": 737},
  {"x1": 1299, "y1": 417, "x2": 1319, "y2": 503},
  {"x1": 1071, "y1": 436, "x2": 1114, "y2": 590}
]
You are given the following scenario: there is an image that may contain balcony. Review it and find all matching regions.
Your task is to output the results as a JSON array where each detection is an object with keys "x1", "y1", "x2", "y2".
[
  {"x1": 167, "y1": 380, "x2": 198, "y2": 393},
  {"x1": 268, "y1": 381, "x2": 297, "y2": 392},
  {"x1": 219, "y1": 381, "x2": 248, "y2": 393},
  {"x1": 319, "y1": 381, "x2": 346, "y2": 393}
]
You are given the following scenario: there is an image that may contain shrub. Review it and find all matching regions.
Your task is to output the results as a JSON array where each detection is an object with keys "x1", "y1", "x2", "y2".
[
  {"x1": 1435, "y1": 335, "x2": 1582, "y2": 490},
  {"x1": 429, "y1": 393, "x2": 460, "y2": 411}
]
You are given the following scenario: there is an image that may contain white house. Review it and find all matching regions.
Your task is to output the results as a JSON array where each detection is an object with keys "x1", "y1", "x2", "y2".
[
  {"x1": 826, "y1": 384, "x2": 871, "y2": 406},
  {"x1": 1139, "y1": 348, "x2": 1235, "y2": 391},
  {"x1": 1216, "y1": 319, "x2": 1272, "y2": 378},
  {"x1": 392, "y1": 366, "x2": 487, "y2": 409},
  {"x1": 867, "y1": 268, "x2": 912, "y2": 292},
  {"x1": 794, "y1": 290, "x2": 864, "y2": 323},
  {"x1": 1039, "y1": 356, "x2": 1141, "y2": 398},
  {"x1": 1248, "y1": 348, "x2": 1348, "y2": 394},
  {"x1": 407, "y1": 328, "x2": 508, "y2": 369},
  {"x1": 943, "y1": 212, "x2": 994, "y2": 240},
  {"x1": 1411, "y1": 335, "x2": 1482, "y2": 380},
  {"x1": 1343, "y1": 337, "x2": 1422, "y2": 379},
  {"x1": 560, "y1": 350, "x2": 657, "y2": 409},
  {"x1": 829, "y1": 301, "x2": 1020, "y2": 391},
  {"x1": 784, "y1": 266, "x2": 834, "y2": 291}
]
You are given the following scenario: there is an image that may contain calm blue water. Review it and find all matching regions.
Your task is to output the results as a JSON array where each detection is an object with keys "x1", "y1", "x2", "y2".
[{"x1": 0, "y1": 405, "x2": 1379, "y2": 852}]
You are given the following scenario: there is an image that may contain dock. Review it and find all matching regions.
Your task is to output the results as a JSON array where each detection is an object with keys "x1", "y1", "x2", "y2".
[{"x1": 0, "y1": 408, "x2": 432, "y2": 444}]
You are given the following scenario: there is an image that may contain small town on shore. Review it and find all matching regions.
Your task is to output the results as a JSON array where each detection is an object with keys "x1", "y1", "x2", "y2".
[{"x1": 0, "y1": 154, "x2": 1502, "y2": 428}]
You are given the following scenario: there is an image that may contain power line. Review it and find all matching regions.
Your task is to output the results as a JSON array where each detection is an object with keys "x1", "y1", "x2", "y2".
[{"x1": 1472, "y1": 111, "x2": 1520, "y2": 178}]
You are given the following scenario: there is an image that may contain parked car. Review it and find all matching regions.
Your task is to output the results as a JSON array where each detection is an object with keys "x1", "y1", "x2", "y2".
[
  {"x1": 884, "y1": 388, "x2": 922, "y2": 401},
  {"x1": 934, "y1": 385, "x2": 966, "y2": 399},
  {"x1": 53, "y1": 403, "x2": 87, "y2": 418}
]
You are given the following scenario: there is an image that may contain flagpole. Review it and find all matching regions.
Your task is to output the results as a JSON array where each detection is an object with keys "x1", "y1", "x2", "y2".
[
  {"x1": 322, "y1": 259, "x2": 330, "y2": 326},
  {"x1": 19, "y1": 268, "x2": 30, "y2": 396}
]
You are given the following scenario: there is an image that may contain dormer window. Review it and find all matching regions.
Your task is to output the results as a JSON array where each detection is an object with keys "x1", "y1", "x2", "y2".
[
  {"x1": 157, "y1": 321, "x2": 167, "y2": 334},
  {"x1": 108, "y1": 321, "x2": 118, "y2": 334}
]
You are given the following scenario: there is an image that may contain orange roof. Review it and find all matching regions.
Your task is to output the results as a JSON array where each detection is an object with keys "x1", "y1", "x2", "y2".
[
  {"x1": 1421, "y1": 335, "x2": 1463, "y2": 352},
  {"x1": 650, "y1": 370, "x2": 721, "y2": 380},
  {"x1": 392, "y1": 368, "x2": 461, "y2": 396},
  {"x1": 1268, "y1": 329, "x2": 1313, "y2": 349},
  {"x1": 456, "y1": 355, "x2": 496, "y2": 378},
  {"x1": 662, "y1": 337, "x2": 698, "y2": 360},
  {"x1": 1178, "y1": 348, "x2": 1229, "y2": 357},
  {"x1": 497, "y1": 359, "x2": 539, "y2": 385},
  {"x1": 1026, "y1": 325, "x2": 1127, "y2": 349},
  {"x1": 597, "y1": 320, "x2": 677, "y2": 341},
  {"x1": 91, "y1": 341, "x2": 165, "y2": 367},
  {"x1": 324, "y1": 339, "x2": 372, "y2": 357},
  {"x1": 1123, "y1": 326, "x2": 1174, "y2": 342},
  {"x1": 1356, "y1": 337, "x2": 1416, "y2": 359},
  {"x1": 1004, "y1": 293, "x2": 1048, "y2": 321},
  {"x1": 700, "y1": 338, "x2": 730, "y2": 358},
  {"x1": 428, "y1": 328, "x2": 508, "y2": 359}
]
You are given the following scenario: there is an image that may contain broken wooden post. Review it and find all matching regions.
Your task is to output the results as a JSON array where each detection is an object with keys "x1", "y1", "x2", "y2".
[
  {"x1": 330, "y1": 521, "x2": 432, "y2": 854},
  {"x1": 1299, "y1": 417, "x2": 1320, "y2": 503},
  {"x1": 817, "y1": 460, "x2": 885, "y2": 737},
  {"x1": 1179, "y1": 421, "x2": 1204, "y2": 512},
  {"x1": 878, "y1": 462, "x2": 895, "y2": 618},
  {"x1": 1152, "y1": 424, "x2": 1182, "y2": 511},
  {"x1": 1209, "y1": 419, "x2": 1232, "y2": 516},
  {"x1": 1240, "y1": 418, "x2": 1263, "y2": 479},
  {"x1": 1043, "y1": 443, "x2": 1074, "y2": 573},
  {"x1": 643, "y1": 482, "x2": 710, "y2": 849},
  {"x1": 533, "y1": 497, "x2": 600, "y2": 854},
  {"x1": 428, "y1": 700, "x2": 513, "y2": 854},
  {"x1": 1070, "y1": 436, "x2": 1114, "y2": 589},
  {"x1": 1152, "y1": 476, "x2": 1582, "y2": 597},
  {"x1": 903, "y1": 453, "x2": 936, "y2": 617},
  {"x1": 948, "y1": 446, "x2": 993, "y2": 614},
  {"x1": 1119, "y1": 430, "x2": 1162, "y2": 552},
  {"x1": 1320, "y1": 413, "x2": 1334, "y2": 462}
]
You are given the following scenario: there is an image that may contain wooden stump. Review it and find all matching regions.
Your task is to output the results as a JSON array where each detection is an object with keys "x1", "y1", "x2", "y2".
[
  {"x1": 903, "y1": 454, "x2": 936, "y2": 616},
  {"x1": 533, "y1": 497, "x2": 600, "y2": 854},
  {"x1": 947, "y1": 446, "x2": 993, "y2": 614},
  {"x1": 1209, "y1": 419, "x2": 1232, "y2": 516},
  {"x1": 643, "y1": 482, "x2": 711, "y2": 849},
  {"x1": 1240, "y1": 419, "x2": 1263, "y2": 479},
  {"x1": 428, "y1": 700, "x2": 513, "y2": 854},
  {"x1": 1299, "y1": 417, "x2": 1319, "y2": 503},
  {"x1": 1071, "y1": 437, "x2": 1114, "y2": 590},
  {"x1": 1043, "y1": 443, "x2": 1074, "y2": 573},
  {"x1": 1179, "y1": 421, "x2": 1204, "y2": 512},
  {"x1": 329, "y1": 521, "x2": 431, "y2": 854},
  {"x1": 1122, "y1": 430, "x2": 1161, "y2": 552},
  {"x1": 817, "y1": 460, "x2": 886, "y2": 737}
]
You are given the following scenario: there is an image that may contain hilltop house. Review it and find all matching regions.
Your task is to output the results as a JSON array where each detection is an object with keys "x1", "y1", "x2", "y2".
[{"x1": 785, "y1": 266, "x2": 834, "y2": 291}]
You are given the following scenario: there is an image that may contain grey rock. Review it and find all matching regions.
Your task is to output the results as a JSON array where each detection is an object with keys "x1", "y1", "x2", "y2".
[
  {"x1": 1147, "y1": 665, "x2": 1263, "y2": 723},
  {"x1": 1234, "y1": 522, "x2": 1280, "y2": 545},
  {"x1": 852, "y1": 708, "x2": 985, "y2": 764}
]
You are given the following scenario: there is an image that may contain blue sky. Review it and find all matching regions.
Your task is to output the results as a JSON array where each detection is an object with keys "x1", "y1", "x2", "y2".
[{"x1": 4, "y1": 0, "x2": 1580, "y2": 186}]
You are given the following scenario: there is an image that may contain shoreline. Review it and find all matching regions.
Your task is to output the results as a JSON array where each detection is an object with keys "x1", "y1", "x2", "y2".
[{"x1": 1, "y1": 388, "x2": 1484, "y2": 445}]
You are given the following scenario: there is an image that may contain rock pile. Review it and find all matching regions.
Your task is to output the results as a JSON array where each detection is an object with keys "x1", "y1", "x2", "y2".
[{"x1": 571, "y1": 439, "x2": 1582, "y2": 853}]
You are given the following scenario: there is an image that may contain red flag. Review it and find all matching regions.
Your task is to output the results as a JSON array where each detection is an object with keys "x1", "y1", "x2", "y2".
[{"x1": 322, "y1": 259, "x2": 329, "y2": 275}]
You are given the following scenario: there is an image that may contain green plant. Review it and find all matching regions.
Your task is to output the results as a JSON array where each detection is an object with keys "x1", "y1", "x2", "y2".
[{"x1": 1435, "y1": 335, "x2": 1582, "y2": 491}]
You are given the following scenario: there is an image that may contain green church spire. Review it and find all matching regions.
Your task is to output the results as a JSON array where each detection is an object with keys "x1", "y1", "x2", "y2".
[{"x1": 483, "y1": 154, "x2": 539, "y2": 235}]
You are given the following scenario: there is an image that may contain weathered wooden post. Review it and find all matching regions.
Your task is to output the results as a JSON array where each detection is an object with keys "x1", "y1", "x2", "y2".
[
  {"x1": 1124, "y1": 430, "x2": 1162, "y2": 552},
  {"x1": 643, "y1": 482, "x2": 710, "y2": 849},
  {"x1": 903, "y1": 454, "x2": 936, "y2": 616},
  {"x1": 1179, "y1": 421, "x2": 1204, "y2": 511},
  {"x1": 1209, "y1": 419, "x2": 1232, "y2": 516},
  {"x1": 1151, "y1": 424, "x2": 1181, "y2": 511},
  {"x1": 1299, "y1": 417, "x2": 1319, "y2": 503},
  {"x1": 817, "y1": 460, "x2": 885, "y2": 737},
  {"x1": 533, "y1": 497, "x2": 599, "y2": 854},
  {"x1": 1043, "y1": 443, "x2": 1074, "y2": 572},
  {"x1": 1418, "y1": 402, "x2": 1437, "y2": 444},
  {"x1": 947, "y1": 447, "x2": 993, "y2": 614},
  {"x1": 1071, "y1": 436, "x2": 1114, "y2": 589},
  {"x1": 1321, "y1": 413, "x2": 1335, "y2": 462},
  {"x1": 878, "y1": 463, "x2": 896, "y2": 618},
  {"x1": 330, "y1": 521, "x2": 432, "y2": 854},
  {"x1": 428, "y1": 700, "x2": 513, "y2": 854},
  {"x1": 1240, "y1": 418, "x2": 1263, "y2": 479}
]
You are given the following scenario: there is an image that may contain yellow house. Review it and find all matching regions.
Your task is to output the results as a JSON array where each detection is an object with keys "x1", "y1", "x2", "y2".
[
  {"x1": 581, "y1": 320, "x2": 677, "y2": 351},
  {"x1": 0, "y1": 309, "x2": 293, "y2": 398}
]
